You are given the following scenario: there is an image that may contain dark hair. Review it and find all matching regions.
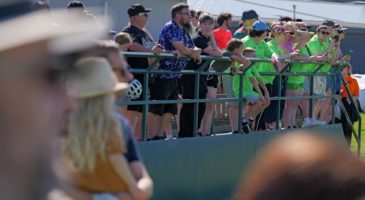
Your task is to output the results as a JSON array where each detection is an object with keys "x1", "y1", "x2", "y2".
[
  {"x1": 237, "y1": 21, "x2": 244, "y2": 29},
  {"x1": 249, "y1": 29, "x2": 266, "y2": 37},
  {"x1": 171, "y1": 3, "x2": 189, "y2": 19},
  {"x1": 197, "y1": 11, "x2": 204, "y2": 18},
  {"x1": 190, "y1": 9, "x2": 197, "y2": 18},
  {"x1": 67, "y1": 0, "x2": 85, "y2": 9},
  {"x1": 198, "y1": 13, "x2": 214, "y2": 24},
  {"x1": 279, "y1": 16, "x2": 292, "y2": 22},
  {"x1": 227, "y1": 39, "x2": 243, "y2": 52},
  {"x1": 115, "y1": 32, "x2": 132, "y2": 46},
  {"x1": 217, "y1": 12, "x2": 232, "y2": 26}
]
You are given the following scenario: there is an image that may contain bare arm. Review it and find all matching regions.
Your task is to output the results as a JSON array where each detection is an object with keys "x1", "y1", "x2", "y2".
[
  {"x1": 257, "y1": 77, "x2": 269, "y2": 96},
  {"x1": 109, "y1": 154, "x2": 138, "y2": 190},
  {"x1": 129, "y1": 161, "x2": 154, "y2": 200},
  {"x1": 249, "y1": 77, "x2": 263, "y2": 97},
  {"x1": 231, "y1": 55, "x2": 250, "y2": 68},
  {"x1": 210, "y1": 34, "x2": 219, "y2": 50},
  {"x1": 202, "y1": 46, "x2": 223, "y2": 57}
]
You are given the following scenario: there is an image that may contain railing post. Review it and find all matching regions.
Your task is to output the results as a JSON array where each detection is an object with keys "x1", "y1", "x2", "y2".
[
  {"x1": 238, "y1": 71, "x2": 243, "y2": 133},
  {"x1": 276, "y1": 72, "x2": 282, "y2": 129},
  {"x1": 331, "y1": 72, "x2": 336, "y2": 124},
  {"x1": 193, "y1": 72, "x2": 200, "y2": 137},
  {"x1": 141, "y1": 72, "x2": 149, "y2": 141}
]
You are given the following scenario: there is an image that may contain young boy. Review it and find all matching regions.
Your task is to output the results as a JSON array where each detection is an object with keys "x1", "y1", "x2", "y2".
[
  {"x1": 232, "y1": 47, "x2": 270, "y2": 134},
  {"x1": 212, "y1": 39, "x2": 250, "y2": 133}
]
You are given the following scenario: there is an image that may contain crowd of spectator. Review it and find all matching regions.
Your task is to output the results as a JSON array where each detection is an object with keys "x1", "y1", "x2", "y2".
[
  {"x1": 115, "y1": 2, "x2": 359, "y2": 142},
  {"x1": 1, "y1": 0, "x2": 363, "y2": 199}
]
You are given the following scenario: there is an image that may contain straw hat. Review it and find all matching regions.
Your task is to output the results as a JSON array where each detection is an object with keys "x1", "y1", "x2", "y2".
[
  {"x1": 68, "y1": 57, "x2": 128, "y2": 98},
  {"x1": 0, "y1": 0, "x2": 110, "y2": 54}
]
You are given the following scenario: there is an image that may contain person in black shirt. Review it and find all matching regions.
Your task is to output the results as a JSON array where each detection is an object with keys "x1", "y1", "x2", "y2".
[
  {"x1": 122, "y1": 4, "x2": 164, "y2": 141},
  {"x1": 178, "y1": 13, "x2": 223, "y2": 137}
]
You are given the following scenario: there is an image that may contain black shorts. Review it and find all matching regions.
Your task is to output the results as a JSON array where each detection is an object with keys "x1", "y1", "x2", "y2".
[
  {"x1": 207, "y1": 75, "x2": 219, "y2": 88},
  {"x1": 149, "y1": 77, "x2": 179, "y2": 116},
  {"x1": 127, "y1": 74, "x2": 146, "y2": 113}
]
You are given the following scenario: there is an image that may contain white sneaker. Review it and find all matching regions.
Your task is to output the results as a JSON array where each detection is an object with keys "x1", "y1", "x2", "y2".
[
  {"x1": 302, "y1": 118, "x2": 312, "y2": 128},
  {"x1": 311, "y1": 119, "x2": 327, "y2": 126},
  {"x1": 302, "y1": 118, "x2": 322, "y2": 128}
]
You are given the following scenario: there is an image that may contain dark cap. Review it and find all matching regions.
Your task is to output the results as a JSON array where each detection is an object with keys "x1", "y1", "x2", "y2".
[
  {"x1": 322, "y1": 19, "x2": 335, "y2": 28},
  {"x1": 128, "y1": 4, "x2": 151, "y2": 17},
  {"x1": 242, "y1": 10, "x2": 258, "y2": 21}
]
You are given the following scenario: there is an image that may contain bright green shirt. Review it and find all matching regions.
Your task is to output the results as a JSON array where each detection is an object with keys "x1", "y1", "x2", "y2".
[
  {"x1": 242, "y1": 35, "x2": 274, "y2": 84},
  {"x1": 287, "y1": 46, "x2": 309, "y2": 84},
  {"x1": 265, "y1": 40, "x2": 284, "y2": 84},
  {"x1": 232, "y1": 61, "x2": 261, "y2": 97},
  {"x1": 306, "y1": 34, "x2": 332, "y2": 72}
]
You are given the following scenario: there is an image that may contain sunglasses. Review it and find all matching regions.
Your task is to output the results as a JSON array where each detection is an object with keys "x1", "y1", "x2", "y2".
[
  {"x1": 320, "y1": 31, "x2": 331, "y2": 35},
  {"x1": 337, "y1": 30, "x2": 344, "y2": 34},
  {"x1": 138, "y1": 13, "x2": 148, "y2": 17}
]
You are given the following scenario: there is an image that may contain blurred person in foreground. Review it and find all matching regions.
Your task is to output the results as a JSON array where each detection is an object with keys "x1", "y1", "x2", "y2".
[
  {"x1": 0, "y1": 0, "x2": 108, "y2": 199},
  {"x1": 235, "y1": 133, "x2": 365, "y2": 200},
  {"x1": 57, "y1": 57, "x2": 153, "y2": 200}
]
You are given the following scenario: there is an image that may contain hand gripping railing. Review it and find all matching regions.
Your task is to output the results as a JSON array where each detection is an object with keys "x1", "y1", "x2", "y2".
[{"x1": 119, "y1": 52, "x2": 358, "y2": 154}]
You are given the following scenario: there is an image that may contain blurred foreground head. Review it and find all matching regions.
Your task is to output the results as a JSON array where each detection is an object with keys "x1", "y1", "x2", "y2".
[
  {"x1": 235, "y1": 132, "x2": 365, "y2": 200},
  {"x1": 0, "y1": 0, "x2": 108, "y2": 199}
]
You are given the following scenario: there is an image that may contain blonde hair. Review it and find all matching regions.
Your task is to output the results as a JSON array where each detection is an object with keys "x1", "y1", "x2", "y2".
[{"x1": 63, "y1": 94, "x2": 126, "y2": 173}]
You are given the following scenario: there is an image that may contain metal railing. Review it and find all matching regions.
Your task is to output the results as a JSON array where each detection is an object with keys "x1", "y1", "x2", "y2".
[{"x1": 118, "y1": 52, "x2": 361, "y2": 156}]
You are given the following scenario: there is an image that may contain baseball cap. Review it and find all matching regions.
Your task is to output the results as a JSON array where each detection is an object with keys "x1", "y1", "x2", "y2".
[
  {"x1": 322, "y1": 19, "x2": 335, "y2": 27},
  {"x1": 128, "y1": 4, "x2": 151, "y2": 17},
  {"x1": 241, "y1": 10, "x2": 258, "y2": 21},
  {"x1": 252, "y1": 20, "x2": 269, "y2": 32},
  {"x1": 334, "y1": 24, "x2": 348, "y2": 32}
]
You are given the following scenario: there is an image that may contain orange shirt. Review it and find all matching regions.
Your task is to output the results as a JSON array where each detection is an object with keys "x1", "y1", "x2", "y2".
[
  {"x1": 64, "y1": 133, "x2": 129, "y2": 193},
  {"x1": 213, "y1": 28, "x2": 232, "y2": 49},
  {"x1": 341, "y1": 76, "x2": 359, "y2": 98}
]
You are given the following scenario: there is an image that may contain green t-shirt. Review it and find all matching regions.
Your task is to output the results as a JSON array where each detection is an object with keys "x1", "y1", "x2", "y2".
[
  {"x1": 287, "y1": 46, "x2": 309, "y2": 84},
  {"x1": 242, "y1": 35, "x2": 274, "y2": 84},
  {"x1": 306, "y1": 34, "x2": 332, "y2": 73},
  {"x1": 265, "y1": 40, "x2": 285, "y2": 84},
  {"x1": 232, "y1": 61, "x2": 261, "y2": 97}
]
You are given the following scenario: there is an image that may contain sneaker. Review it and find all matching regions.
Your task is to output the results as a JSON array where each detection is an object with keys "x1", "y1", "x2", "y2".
[
  {"x1": 302, "y1": 118, "x2": 324, "y2": 128},
  {"x1": 242, "y1": 122, "x2": 251, "y2": 134}
]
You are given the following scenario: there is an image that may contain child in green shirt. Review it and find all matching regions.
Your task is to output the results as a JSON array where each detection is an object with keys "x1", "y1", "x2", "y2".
[{"x1": 232, "y1": 47, "x2": 270, "y2": 133}]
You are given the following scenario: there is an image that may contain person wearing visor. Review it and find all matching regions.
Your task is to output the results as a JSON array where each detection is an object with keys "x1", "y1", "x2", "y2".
[{"x1": 0, "y1": 0, "x2": 109, "y2": 199}]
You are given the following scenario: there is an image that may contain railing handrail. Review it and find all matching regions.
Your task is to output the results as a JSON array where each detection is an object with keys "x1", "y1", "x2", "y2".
[{"x1": 122, "y1": 52, "x2": 348, "y2": 65}]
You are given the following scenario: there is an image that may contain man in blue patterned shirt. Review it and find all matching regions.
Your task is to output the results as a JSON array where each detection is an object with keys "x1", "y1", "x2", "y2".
[{"x1": 148, "y1": 3, "x2": 202, "y2": 140}]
